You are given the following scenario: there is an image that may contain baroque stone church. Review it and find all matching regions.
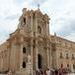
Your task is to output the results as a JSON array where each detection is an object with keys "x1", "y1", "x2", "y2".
[{"x1": 0, "y1": 8, "x2": 75, "y2": 75}]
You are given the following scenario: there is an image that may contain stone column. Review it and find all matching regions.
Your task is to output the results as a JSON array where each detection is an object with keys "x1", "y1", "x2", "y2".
[
  {"x1": 46, "y1": 23, "x2": 49, "y2": 36},
  {"x1": 1, "y1": 53, "x2": 3, "y2": 71},
  {"x1": 26, "y1": 55, "x2": 32, "y2": 75},
  {"x1": 46, "y1": 18, "x2": 50, "y2": 68},
  {"x1": 30, "y1": 11, "x2": 33, "y2": 37},
  {"x1": 20, "y1": 37, "x2": 23, "y2": 70},
  {"x1": 30, "y1": 12, "x2": 34, "y2": 75},
  {"x1": 35, "y1": 40, "x2": 38, "y2": 70},
  {"x1": 45, "y1": 17, "x2": 49, "y2": 36},
  {"x1": 47, "y1": 47, "x2": 50, "y2": 68},
  {"x1": 31, "y1": 39, "x2": 34, "y2": 75},
  {"x1": 35, "y1": 13, "x2": 38, "y2": 70},
  {"x1": 49, "y1": 44, "x2": 52, "y2": 68}
]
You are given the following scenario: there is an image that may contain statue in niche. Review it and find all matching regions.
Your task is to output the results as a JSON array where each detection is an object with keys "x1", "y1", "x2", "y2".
[
  {"x1": 26, "y1": 55, "x2": 32, "y2": 75},
  {"x1": 28, "y1": 55, "x2": 31, "y2": 63}
]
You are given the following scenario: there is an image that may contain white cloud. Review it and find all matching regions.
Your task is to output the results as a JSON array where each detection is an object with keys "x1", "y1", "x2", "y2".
[
  {"x1": 41, "y1": 0, "x2": 75, "y2": 39},
  {"x1": 0, "y1": 0, "x2": 19, "y2": 44},
  {"x1": 65, "y1": 33, "x2": 75, "y2": 42},
  {"x1": 0, "y1": 0, "x2": 35, "y2": 44}
]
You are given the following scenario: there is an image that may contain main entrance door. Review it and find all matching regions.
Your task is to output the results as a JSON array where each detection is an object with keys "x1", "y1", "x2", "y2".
[{"x1": 38, "y1": 54, "x2": 42, "y2": 69}]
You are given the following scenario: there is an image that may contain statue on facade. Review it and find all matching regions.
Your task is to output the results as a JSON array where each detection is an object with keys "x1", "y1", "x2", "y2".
[
  {"x1": 28, "y1": 55, "x2": 31, "y2": 63},
  {"x1": 26, "y1": 55, "x2": 32, "y2": 75}
]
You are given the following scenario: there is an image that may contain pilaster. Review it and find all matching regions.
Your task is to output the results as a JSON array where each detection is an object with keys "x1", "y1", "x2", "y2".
[
  {"x1": 20, "y1": 37, "x2": 23, "y2": 69},
  {"x1": 47, "y1": 46, "x2": 50, "y2": 68},
  {"x1": 31, "y1": 39, "x2": 34, "y2": 75}
]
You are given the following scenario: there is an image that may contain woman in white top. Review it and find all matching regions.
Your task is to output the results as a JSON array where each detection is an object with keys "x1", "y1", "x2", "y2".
[{"x1": 46, "y1": 68, "x2": 51, "y2": 75}]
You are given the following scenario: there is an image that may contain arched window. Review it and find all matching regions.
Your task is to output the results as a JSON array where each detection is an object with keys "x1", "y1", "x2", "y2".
[
  {"x1": 38, "y1": 26, "x2": 41, "y2": 33},
  {"x1": 23, "y1": 18, "x2": 26, "y2": 24},
  {"x1": 22, "y1": 61, "x2": 26, "y2": 68},
  {"x1": 23, "y1": 47, "x2": 26, "y2": 53},
  {"x1": 67, "y1": 64, "x2": 69, "y2": 68}
]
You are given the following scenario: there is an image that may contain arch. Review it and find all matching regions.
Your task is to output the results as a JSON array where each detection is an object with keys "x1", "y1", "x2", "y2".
[
  {"x1": 23, "y1": 18, "x2": 26, "y2": 24},
  {"x1": 22, "y1": 61, "x2": 26, "y2": 68}
]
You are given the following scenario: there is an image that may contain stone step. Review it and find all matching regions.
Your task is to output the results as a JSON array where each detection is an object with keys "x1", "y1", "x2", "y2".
[{"x1": 0, "y1": 74, "x2": 7, "y2": 75}]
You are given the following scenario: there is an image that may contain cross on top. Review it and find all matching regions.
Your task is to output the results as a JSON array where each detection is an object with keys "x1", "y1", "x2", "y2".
[
  {"x1": 33, "y1": 0, "x2": 41, "y2": 9},
  {"x1": 37, "y1": 3, "x2": 40, "y2": 10}
]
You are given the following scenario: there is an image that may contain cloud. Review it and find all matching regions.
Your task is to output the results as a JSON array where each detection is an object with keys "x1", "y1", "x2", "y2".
[
  {"x1": 40, "y1": 0, "x2": 75, "y2": 42},
  {"x1": 33, "y1": 0, "x2": 47, "y2": 5},
  {"x1": 65, "y1": 33, "x2": 75, "y2": 42},
  {"x1": 0, "y1": 0, "x2": 75, "y2": 44},
  {"x1": 4, "y1": 14, "x2": 18, "y2": 20}
]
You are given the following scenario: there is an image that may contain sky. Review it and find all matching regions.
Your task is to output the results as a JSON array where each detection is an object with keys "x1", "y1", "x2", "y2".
[{"x1": 0, "y1": 0, "x2": 75, "y2": 44}]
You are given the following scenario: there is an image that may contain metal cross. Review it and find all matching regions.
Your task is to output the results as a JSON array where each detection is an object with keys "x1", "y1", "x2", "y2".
[{"x1": 37, "y1": 4, "x2": 40, "y2": 9}]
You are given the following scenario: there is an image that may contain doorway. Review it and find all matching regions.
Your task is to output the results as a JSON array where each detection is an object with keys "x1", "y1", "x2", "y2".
[{"x1": 38, "y1": 54, "x2": 42, "y2": 69}]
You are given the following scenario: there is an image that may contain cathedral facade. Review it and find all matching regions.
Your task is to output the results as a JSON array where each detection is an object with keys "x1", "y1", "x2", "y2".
[{"x1": 0, "y1": 8, "x2": 75, "y2": 75}]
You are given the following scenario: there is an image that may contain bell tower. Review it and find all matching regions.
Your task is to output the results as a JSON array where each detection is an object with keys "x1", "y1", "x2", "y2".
[{"x1": 18, "y1": 8, "x2": 50, "y2": 37}]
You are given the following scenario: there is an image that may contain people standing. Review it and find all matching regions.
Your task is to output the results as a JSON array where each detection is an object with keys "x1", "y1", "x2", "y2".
[
  {"x1": 50, "y1": 68, "x2": 55, "y2": 75},
  {"x1": 55, "y1": 69, "x2": 58, "y2": 75},
  {"x1": 36, "y1": 69, "x2": 40, "y2": 75},
  {"x1": 46, "y1": 68, "x2": 51, "y2": 75},
  {"x1": 7, "y1": 70, "x2": 12, "y2": 75}
]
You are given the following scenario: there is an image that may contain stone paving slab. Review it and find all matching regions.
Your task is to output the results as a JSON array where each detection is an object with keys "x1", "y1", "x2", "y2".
[
  {"x1": 67, "y1": 73, "x2": 75, "y2": 75},
  {"x1": 0, "y1": 74, "x2": 7, "y2": 75}
]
